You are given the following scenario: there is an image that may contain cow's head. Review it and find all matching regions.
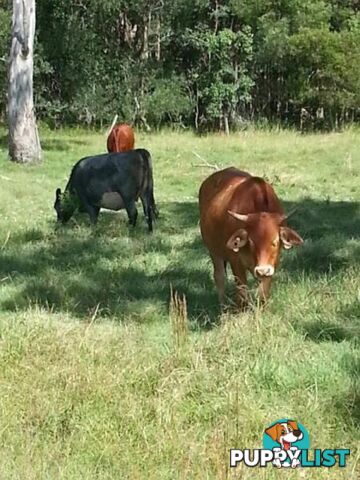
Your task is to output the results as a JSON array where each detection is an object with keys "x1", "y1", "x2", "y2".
[
  {"x1": 54, "y1": 188, "x2": 75, "y2": 223},
  {"x1": 226, "y1": 210, "x2": 303, "y2": 280}
]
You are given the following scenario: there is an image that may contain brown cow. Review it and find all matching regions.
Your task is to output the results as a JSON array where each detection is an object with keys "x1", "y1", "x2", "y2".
[
  {"x1": 199, "y1": 167, "x2": 303, "y2": 307},
  {"x1": 107, "y1": 123, "x2": 135, "y2": 153}
]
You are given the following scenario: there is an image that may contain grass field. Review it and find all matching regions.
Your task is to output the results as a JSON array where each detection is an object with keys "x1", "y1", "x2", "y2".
[{"x1": 0, "y1": 126, "x2": 359, "y2": 479}]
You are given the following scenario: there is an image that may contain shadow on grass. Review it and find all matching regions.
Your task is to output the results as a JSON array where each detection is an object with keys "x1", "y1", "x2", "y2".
[
  {"x1": 0, "y1": 198, "x2": 359, "y2": 328},
  {"x1": 296, "y1": 319, "x2": 358, "y2": 343},
  {"x1": 337, "y1": 344, "x2": 360, "y2": 428},
  {"x1": 282, "y1": 198, "x2": 360, "y2": 275},
  {"x1": 0, "y1": 134, "x2": 7, "y2": 149},
  {"x1": 41, "y1": 138, "x2": 89, "y2": 152},
  {"x1": 1, "y1": 135, "x2": 89, "y2": 152},
  {"x1": 335, "y1": 389, "x2": 360, "y2": 429},
  {"x1": 0, "y1": 202, "x2": 220, "y2": 327}
]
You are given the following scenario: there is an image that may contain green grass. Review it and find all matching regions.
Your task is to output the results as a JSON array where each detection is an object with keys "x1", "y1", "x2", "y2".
[{"x1": 0, "y1": 126, "x2": 359, "y2": 479}]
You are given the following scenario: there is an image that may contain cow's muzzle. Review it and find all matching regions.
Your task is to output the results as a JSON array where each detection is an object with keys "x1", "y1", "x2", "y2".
[{"x1": 254, "y1": 264, "x2": 274, "y2": 278}]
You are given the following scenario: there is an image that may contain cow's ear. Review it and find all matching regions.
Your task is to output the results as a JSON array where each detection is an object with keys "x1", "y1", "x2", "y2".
[
  {"x1": 280, "y1": 227, "x2": 304, "y2": 250},
  {"x1": 56, "y1": 188, "x2": 62, "y2": 200},
  {"x1": 226, "y1": 229, "x2": 248, "y2": 252},
  {"x1": 265, "y1": 423, "x2": 281, "y2": 442}
]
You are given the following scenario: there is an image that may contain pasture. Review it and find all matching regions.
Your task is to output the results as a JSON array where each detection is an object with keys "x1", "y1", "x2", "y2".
[{"x1": 0, "y1": 127, "x2": 359, "y2": 479}]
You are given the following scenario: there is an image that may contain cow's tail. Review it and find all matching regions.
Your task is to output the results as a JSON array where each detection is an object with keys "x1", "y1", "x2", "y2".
[{"x1": 140, "y1": 149, "x2": 159, "y2": 230}]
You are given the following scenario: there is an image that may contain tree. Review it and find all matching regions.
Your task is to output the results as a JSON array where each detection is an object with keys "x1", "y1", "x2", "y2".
[
  {"x1": 2, "y1": 0, "x2": 359, "y2": 131},
  {"x1": 8, "y1": 0, "x2": 41, "y2": 163}
]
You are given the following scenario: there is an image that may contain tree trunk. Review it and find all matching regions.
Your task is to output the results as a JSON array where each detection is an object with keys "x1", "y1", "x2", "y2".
[
  {"x1": 224, "y1": 114, "x2": 229, "y2": 136},
  {"x1": 8, "y1": 0, "x2": 41, "y2": 164},
  {"x1": 155, "y1": 15, "x2": 161, "y2": 61},
  {"x1": 214, "y1": 0, "x2": 219, "y2": 33},
  {"x1": 141, "y1": 12, "x2": 150, "y2": 60},
  {"x1": 194, "y1": 84, "x2": 199, "y2": 130}
]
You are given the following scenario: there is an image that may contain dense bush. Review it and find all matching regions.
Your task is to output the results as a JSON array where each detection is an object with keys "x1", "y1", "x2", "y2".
[{"x1": 1, "y1": 0, "x2": 360, "y2": 130}]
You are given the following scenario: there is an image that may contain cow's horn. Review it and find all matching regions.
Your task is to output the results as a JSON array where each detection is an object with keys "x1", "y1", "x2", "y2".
[{"x1": 228, "y1": 211, "x2": 248, "y2": 222}]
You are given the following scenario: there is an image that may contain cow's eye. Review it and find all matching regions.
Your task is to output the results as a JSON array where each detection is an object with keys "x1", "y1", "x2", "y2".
[{"x1": 281, "y1": 430, "x2": 286, "y2": 434}]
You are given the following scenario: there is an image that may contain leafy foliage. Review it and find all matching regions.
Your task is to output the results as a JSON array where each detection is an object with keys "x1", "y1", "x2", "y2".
[{"x1": 1, "y1": 0, "x2": 360, "y2": 130}]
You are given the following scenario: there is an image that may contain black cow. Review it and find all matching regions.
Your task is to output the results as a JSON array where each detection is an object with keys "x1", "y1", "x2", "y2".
[{"x1": 54, "y1": 149, "x2": 157, "y2": 232}]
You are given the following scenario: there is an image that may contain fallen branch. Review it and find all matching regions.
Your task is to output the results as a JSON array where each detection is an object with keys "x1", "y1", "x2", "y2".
[
  {"x1": 87, "y1": 303, "x2": 100, "y2": 329},
  {"x1": 192, "y1": 151, "x2": 219, "y2": 171},
  {"x1": 106, "y1": 114, "x2": 118, "y2": 137},
  {"x1": 1, "y1": 232, "x2": 10, "y2": 250},
  {"x1": 79, "y1": 303, "x2": 101, "y2": 348}
]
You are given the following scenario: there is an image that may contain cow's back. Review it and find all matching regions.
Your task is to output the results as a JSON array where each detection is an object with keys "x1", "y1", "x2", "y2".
[
  {"x1": 199, "y1": 168, "x2": 249, "y2": 223},
  {"x1": 107, "y1": 124, "x2": 135, "y2": 153},
  {"x1": 68, "y1": 150, "x2": 147, "y2": 197}
]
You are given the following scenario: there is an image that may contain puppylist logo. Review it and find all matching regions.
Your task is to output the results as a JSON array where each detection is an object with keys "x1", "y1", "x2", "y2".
[{"x1": 230, "y1": 419, "x2": 350, "y2": 469}]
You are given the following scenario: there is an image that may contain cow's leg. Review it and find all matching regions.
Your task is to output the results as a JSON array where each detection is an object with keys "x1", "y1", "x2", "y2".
[
  {"x1": 79, "y1": 199, "x2": 99, "y2": 224},
  {"x1": 229, "y1": 260, "x2": 248, "y2": 309},
  {"x1": 211, "y1": 255, "x2": 226, "y2": 305},
  {"x1": 85, "y1": 205, "x2": 100, "y2": 224},
  {"x1": 124, "y1": 199, "x2": 138, "y2": 227},
  {"x1": 76, "y1": 191, "x2": 100, "y2": 224},
  {"x1": 140, "y1": 196, "x2": 147, "y2": 217}
]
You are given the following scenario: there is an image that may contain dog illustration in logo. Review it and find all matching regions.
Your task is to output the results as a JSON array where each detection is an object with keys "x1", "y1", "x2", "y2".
[{"x1": 265, "y1": 420, "x2": 303, "y2": 468}]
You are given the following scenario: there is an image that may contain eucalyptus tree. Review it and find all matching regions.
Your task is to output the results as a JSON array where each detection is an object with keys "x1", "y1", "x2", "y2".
[{"x1": 8, "y1": 0, "x2": 41, "y2": 163}]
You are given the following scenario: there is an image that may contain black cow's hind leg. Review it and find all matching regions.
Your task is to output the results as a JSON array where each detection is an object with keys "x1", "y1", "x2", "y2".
[{"x1": 141, "y1": 197, "x2": 147, "y2": 218}]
